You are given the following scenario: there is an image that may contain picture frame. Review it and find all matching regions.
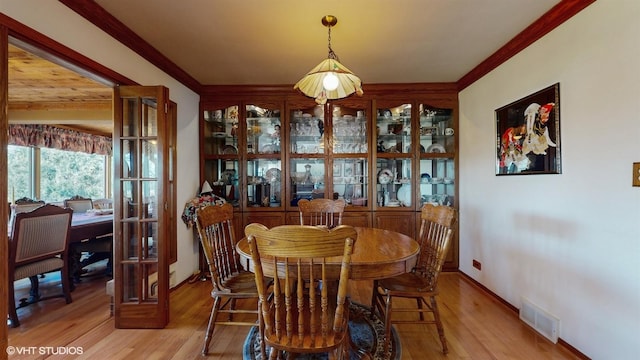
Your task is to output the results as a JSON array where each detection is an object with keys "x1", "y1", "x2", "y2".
[
  {"x1": 496, "y1": 83, "x2": 561, "y2": 175},
  {"x1": 354, "y1": 161, "x2": 363, "y2": 176},
  {"x1": 333, "y1": 163, "x2": 342, "y2": 177},
  {"x1": 420, "y1": 126, "x2": 439, "y2": 136},
  {"x1": 343, "y1": 163, "x2": 354, "y2": 177}
]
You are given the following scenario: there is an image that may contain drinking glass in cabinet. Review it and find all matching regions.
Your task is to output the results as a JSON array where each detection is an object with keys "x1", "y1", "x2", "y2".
[
  {"x1": 246, "y1": 105, "x2": 281, "y2": 155},
  {"x1": 333, "y1": 108, "x2": 367, "y2": 154},
  {"x1": 290, "y1": 106, "x2": 325, "y2": 154},
  {"x1": 203, "y1": 106, "x2": 239, "y2": 155},
  {"x1": 376, "y1": 104, "x2": 412, "y2": 154}
]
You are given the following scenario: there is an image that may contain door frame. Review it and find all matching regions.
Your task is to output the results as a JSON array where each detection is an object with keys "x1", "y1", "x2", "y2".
[{"x1": 1, "y1": 14, "x2": 174, "y2": 337}]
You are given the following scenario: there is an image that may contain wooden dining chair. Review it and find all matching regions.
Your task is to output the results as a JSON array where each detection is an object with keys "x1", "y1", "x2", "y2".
[
  {"x1": 194, "y1": 203, "x2": 261, "y2": 356},
  {"x1": 245, "y1": 223, "x2": 357, "y2": 360},
  {"x1": 298, "y1": 198, "x2": 346, "y2": 228},
  {"x1": 64, "y1": 195, "x2": 94, "y2": 213},
  {"x1": 8, "y1": 204, "x2": 74, "y2": 327},
  {"x1": 370, "y1": 204, "x2": 457, "y2": 354}
]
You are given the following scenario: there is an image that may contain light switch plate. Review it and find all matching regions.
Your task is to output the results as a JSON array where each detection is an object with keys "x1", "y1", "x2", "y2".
[{"x1": 633, "y1": 163, "x2": 640, "y2": 187}]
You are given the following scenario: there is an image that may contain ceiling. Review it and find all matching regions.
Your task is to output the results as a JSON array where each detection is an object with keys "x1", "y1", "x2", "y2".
[
  {"x1": 91, "y1": 0, "x2": 561, "y2": 85},
  {"x1": 9, "y1": 0, "x2": 579, "y2": 137},
  {"x1": 8, "y1": 43, "x2": 113, "y2": 136}
]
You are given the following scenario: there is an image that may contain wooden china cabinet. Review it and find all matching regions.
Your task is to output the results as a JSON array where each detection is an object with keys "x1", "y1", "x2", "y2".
[{"x1": 199, "y1": 84, "x2": 459, "y2": 270}]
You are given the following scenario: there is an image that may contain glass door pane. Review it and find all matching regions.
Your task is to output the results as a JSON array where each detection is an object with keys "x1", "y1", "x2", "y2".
[
  {"x1": 376, "y1": 104, "x2": 412, "y2": 154},
  {"x1": 203, "y1": 106, "x2": 239, "y2": 156},
  {"x1": 289, "y1": 105, "x2": 324, "y2": 155},
  {"x1": 114, "y1": 86, "x2": 169, "y2": 329},
  {"x1": 375, "y1": 102, "x2": 413, "y2": 209},
  {"x1": 245, "y1": 103, "x2": 283, "y2": 209},
  {"x1": 289, "y1": 159, "x2": 325, "y2": 206},
  {"x1": 246, "y1": 105, "x2": 281, "y2": 155}
]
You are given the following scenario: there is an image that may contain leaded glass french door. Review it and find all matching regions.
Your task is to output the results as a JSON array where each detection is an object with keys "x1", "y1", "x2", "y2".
[{"x1": 113, "y1": 86, "x2": 170, "y2": 328}]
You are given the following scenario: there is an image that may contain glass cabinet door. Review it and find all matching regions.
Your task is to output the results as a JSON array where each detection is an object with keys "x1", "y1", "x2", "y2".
[
  {"x1": 246, "y1": 105, "x2": 281, "y2": 155},
  {"x1": 246, "y1": 159, "x2": 282, "y2": 207},
  {"x1": 332, "y1": 158, "x2": 368, "y2": 206},
  {"x1": 289, "y1": 105, "x2": 324, "y2": 155},
  {"x1": 418, "y1": 105, "x2": 454, "y2": 154},
  {"x1": 376, "y1": 104, "x2": 412, "y2": 154},
  {"x1": 375, "y1": 102, "x2": 413, "y2": 209},
  {"x1": 203, "y1": 159, "x2": 240, "y2": 207},
  {"x1": 332, "y1": 105, "x2": 367, "y2": 154},
  {"x1": 288, "y1": 104, "x2": 326, "y2": 208},
  {"x1": 419, "y1": 158, "x2": 455, "y2": 207},
  {"x1": 289, "y1": 158, "x2": 325, "y2": 206},
  {"x1": 245, "y1": 103, "x2": 282, "y2": 208},
  {"x1": 330, "y1": 102, "x2": 369, "y2": 207},
  {"x1": 203, "y1": 106, "x2": 239, "y2": 156},
  {"x1": 375, "y1": 157, "x2": 412, "y2": 207},
  {"x1": 418, "y1": 104, "x2": 455, "y2": 207},
  {"x1": 202, "y1": 105, "x2": 241, "y2": 207}
]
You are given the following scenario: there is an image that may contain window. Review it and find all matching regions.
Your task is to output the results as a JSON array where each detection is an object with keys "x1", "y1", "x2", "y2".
[
  {"x1": 8, "y1": 145, "x2": 109, "y2": 203},
  {"x1": 8, "y1": 145, "x2": 34, "y2": 201}
]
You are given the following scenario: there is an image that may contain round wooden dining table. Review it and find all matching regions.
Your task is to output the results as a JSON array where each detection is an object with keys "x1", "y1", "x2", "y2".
[{"x1": 235, "y1": 226, "x2": 420, "y2": 281}]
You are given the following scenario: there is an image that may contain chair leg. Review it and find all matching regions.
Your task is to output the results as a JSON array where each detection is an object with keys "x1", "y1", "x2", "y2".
[
  {"x1": 370, "y1": 280, "x2": 383, "y2": 319},
  {"x1": 229, "y1": 298, "x2": 236, "y2": 321},
  {"x1": 417, "y1": 297, "x2": 425, "y2": 321},
  {"x1": 430, "y1": 295, "x2": 448, "y2": 354},
  {"x1": 383, "y1": 292, "x2": 394, "y2": 355},
  {"x1": 8, "y1": 280, "x2": 19, "y2": 328},
  {"x1": 61, "y1": 265, "x2": 72, "y2": 304},
  {"x1": 28, "y1": 275, "x2": 40, "y2": 302},
  {"x1": 258, "y1": 300, "x2": 267, "y2": 360},
  {"x1": 201, "y1": 297, "x2": 221, "y2": 355}
]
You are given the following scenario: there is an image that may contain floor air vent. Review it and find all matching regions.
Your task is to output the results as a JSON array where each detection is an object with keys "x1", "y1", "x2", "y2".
[{"x1": 519, "y1": 297, "x2": 559, "y2": 343}]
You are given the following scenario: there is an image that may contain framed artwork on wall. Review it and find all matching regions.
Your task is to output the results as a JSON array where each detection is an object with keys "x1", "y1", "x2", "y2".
[
  {"x1": 332, "y1": 163, "x2": 342, "y2": 177},
  {"x1": 496, "y1": 83, "x2": 561, "y2": 175}
]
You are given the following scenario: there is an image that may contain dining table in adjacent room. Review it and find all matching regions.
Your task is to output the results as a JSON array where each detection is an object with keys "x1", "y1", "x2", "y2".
[
  {"x1": 7, "y1": 211, "x2": 114, "y2": 242},
  {"x1": 67, "y1": 211, "x2": 114, "y2": 243}
]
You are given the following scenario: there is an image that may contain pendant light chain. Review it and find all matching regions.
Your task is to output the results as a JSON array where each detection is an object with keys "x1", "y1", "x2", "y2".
[{"x1": 327, "y1": 25, "x2": 339, "y2": 61}]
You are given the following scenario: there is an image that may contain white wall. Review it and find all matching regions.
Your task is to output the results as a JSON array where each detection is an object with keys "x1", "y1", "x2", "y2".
[
  {"x1": 1, "y1": 1, "x2": 202, "y2": 285},
  {"x1": 458, "y1": 1, "x2": 640, "y2": 358}
]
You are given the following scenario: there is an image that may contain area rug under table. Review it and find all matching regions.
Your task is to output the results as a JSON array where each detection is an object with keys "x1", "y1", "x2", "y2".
[{"x1": 243, "y1": 302, "x2": 401, "y2": 360}]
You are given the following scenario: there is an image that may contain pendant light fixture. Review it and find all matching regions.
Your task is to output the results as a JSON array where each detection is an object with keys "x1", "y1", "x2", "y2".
[{"x1": 294, "y1": 15, "x2": 363, "y2": 105}]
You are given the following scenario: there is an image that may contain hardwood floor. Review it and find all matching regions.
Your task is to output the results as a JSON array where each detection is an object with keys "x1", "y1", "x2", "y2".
[{"x1": 8, "y1": 269, "x2": 583, "y2": 359}]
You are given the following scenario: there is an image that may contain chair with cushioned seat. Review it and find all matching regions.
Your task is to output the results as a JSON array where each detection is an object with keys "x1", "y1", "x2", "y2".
[
  {"x1": 8, "y1": 204, "x2": 74, "y2": 327},
  {"x1": 64, "y1": 195, "x2": 93, "y2": 213},
  {"x1": 10, "y1": 198, "x2": 46, "y2": 225}
]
